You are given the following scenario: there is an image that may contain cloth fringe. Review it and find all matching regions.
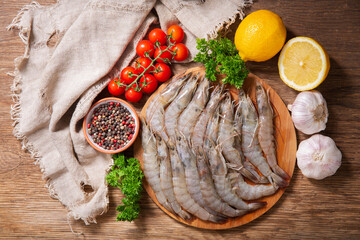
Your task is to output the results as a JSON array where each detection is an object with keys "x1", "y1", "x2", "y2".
[
  {"x1": 7, "y1": 0, "x2": 97, "y2": 234},
  {"x1": 206, "y1": 0, "x2": 252, "y2": 39}
]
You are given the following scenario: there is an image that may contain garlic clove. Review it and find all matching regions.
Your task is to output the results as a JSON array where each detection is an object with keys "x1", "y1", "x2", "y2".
[
  {"x1": 296, "y1": 134, "x2": 342, "y2": 180},
  {"x1": 288, "y1": 90, "x2": 328, "y2": 135}
]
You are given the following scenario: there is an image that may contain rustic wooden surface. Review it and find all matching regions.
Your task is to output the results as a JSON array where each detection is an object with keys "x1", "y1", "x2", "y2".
[{"x1": 0, "y1": 0, "x2": 359, "y2": 239}]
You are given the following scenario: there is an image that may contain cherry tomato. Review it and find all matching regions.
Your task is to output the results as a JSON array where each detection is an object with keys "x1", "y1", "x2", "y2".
[
  {"x1": 108, "y1": 78, "x2": 126, "y2": 96},
  {"x1": 154, "y1": 46, "x2": 173, "y2": 63},
  {"x1": 167, "y1": 25, "x2": 184, "y2": 43},
  {"x1": 125, "y1": 88, "x2": 143, "y2": 103},
  {"x1": 171, "y1": 43, "x2": 189, "y2": 61},
  {"x1": 135, "y1": 57, "x2": 154, "y2": 74},
  {"x1": 121, "y1": 67, "x2": 139, "y2": 85},
  {"x1": 149, "y1": 28, "x2": 167, "y2": 46},
  {"x1": 153, "y1": 63, "x2": 171, "y2": 82},
  {"x1": 136, "y1": 40, "x2": 155, "y2": 58},
  {"x1": 139, "y1": 74, "x2": 158, "y2": 94}
]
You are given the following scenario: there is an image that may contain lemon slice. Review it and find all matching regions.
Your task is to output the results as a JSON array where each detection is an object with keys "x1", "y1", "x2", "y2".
[{"x1": 278, "y1": 37, "x2": 330, "y2": 91}]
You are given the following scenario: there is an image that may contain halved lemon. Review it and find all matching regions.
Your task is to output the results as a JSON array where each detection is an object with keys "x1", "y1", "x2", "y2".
[{"x1": 278, "y1": 37, "x2": 330, "y2": 91}]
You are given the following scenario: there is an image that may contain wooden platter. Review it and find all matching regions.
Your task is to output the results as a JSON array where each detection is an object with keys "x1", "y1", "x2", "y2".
[{"x1": 134, "y1": 67, "x2": 297, "y2": 229}]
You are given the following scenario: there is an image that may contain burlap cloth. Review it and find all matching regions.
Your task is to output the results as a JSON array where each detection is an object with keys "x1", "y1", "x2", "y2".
[{"x1": 8, "y1": 0, "x2": 252, "y2": 224}]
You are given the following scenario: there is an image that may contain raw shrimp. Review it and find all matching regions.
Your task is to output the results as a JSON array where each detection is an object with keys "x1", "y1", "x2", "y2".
[
  {"x1": 228, "y1": 170, "x2": 278, "y2": 201},
  {"x1": 146, "y1": 72, "x2": 191, "y2": 122},
  {"x1": 178, "y1": 76, "x2": 209, "y2": 142},
  {"x1": 238, "y1": 89, "x2": 288, "y2": 188},
  {"x1": 157, "y1": 135, "x2": 191, "y2": 220},
  {"x1": 168, "y1": 142, "x2": 225, "y2": 223},
  {"x1": 255, "y1": 81, "x2": 290, "y2": 180},
  {"x1": 197, "y1": 149, "x2": 247, "y2": 217},
  {"x1": 218, "y1": 93, "x2": 260, "y2": 182},
  {"x1": 205, "y1": 103, "x2": 220, "y2": 144},
  {"x1": 146, "y1": 73, "x2": 192, "y2": 143},
  {"x1": 174, "y1": 130, "x2": 225, "y2": 218},
  {"x1": 204, "y1": 140, "x2": 266, "y2": 211},
  {"x1": 165, "y1": 73, "x2": 200, "y2": 143},
  {"x1": 199, "y1": 104, "x2": 248, "y2": 216},
  {"x1": 140, "y1": 117, "x2": 173, "y2": 213},
  {"x1": 192, "y1": 85, "x2": 224, "y2": 152}
]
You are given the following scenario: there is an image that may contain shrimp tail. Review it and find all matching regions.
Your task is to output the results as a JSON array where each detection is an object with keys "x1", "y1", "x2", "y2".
[
  {"x1": 178, "y1": 211, "x2": 192, "y2": 221},
  {"x1": 269, "y1": 173, "x2": 288, "y2": 188},
  {"x1": 248, "y1": 202, "x2": 267, "y2": 211},
  {"x1": 258, "y1": 176, "x2": 271, "y2": 184},
  {"x1": 162, "y1": 201, "x2": 176, "y2": 215},
  {"x1": 242, "y1": 161, "x2": 269, "y2": 183},
  {"x1": 273, "y1": 165, "x2": 290, "y2": 180},
  {"x1": 209, "y1": 214, "x2": 228, "y2": 223},
  {"x1": 239, "y1": 167, "x2": 261, "y2": 183},
  {"x1": 226, "y1": 162, "x2": 261, "y2": 183}
]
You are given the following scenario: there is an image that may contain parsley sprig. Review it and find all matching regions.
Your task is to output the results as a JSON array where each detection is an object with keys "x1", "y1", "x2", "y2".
[
  {"x1": 106, "y1": 153, "x2": 144, "y2": 222},
  {"x1": 194, "y1": 37, "x2": 248, "y2": 89}
]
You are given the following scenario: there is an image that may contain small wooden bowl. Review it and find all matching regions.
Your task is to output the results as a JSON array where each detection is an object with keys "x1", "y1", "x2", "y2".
[{"x1": 83, "y1": 97, "x2": 140, "y2": 154}]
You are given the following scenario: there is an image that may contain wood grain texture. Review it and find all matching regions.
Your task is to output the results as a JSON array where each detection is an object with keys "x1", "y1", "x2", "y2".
[
  {"x1": 133, "y1": 67, "x2": 297, "y2": 229},
  {"x1": 0, "y1": 0, "x2": 359, "y2": 239}
]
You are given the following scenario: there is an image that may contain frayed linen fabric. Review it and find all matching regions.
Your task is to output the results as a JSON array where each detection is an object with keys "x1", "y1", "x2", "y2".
[{"x1": 8, "y1": 0, "x2": 252, "y2": 224}]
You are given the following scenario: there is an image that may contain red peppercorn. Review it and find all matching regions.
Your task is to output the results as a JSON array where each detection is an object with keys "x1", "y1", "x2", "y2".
[
  {"x1": 110, "y1": 102, "x2": 114, "y2": 105},
  {"x1": 94, "y1": 116, "x2": 97, "y2": 120},
  {"x1": 122, "y1": 121, "x2": 126, "y2": 125},
  {"x1": 87, "y1": 123, "x2": 91, "y2": 128},
  {"x1": 126, "y1": 116, "x2": 129, "y2": 120},
  {"x1": 113, "y1": 139, "x2": 117, "y2": 143},
  {"x1": 127, "y1": 136, "x2": 132, "y2": 140}
]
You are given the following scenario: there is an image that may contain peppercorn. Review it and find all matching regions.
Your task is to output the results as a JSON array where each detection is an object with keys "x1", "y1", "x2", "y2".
[{"x1": 87, "y1": 101, "x2": 135, "y2": 151}]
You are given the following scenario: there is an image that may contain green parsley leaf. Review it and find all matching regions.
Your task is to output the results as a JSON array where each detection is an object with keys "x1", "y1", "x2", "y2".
[
  {"x1": 194, "y1": 37, "x2": 248, "y2": 89},
  {"x1": 106, "y1": 153, "x2": 144, "y2": 222}
]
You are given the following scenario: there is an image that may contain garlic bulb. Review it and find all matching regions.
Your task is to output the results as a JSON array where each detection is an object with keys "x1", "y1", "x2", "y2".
[
  {"x1": 288, "y1": 90, "x2": 328, "y2": 135},
  {"x1": 297, "y1": 134, "x2": 341, "y2": 180}
]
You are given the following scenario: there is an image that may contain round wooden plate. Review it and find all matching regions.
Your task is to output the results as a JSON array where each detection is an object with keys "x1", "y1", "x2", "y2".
[{"x1": 134, "y1": 67, "x2": 297, "y2": 229}]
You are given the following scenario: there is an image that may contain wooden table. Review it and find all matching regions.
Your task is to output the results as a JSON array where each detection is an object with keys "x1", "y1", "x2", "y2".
[{"x1": 1, "y1": 0, "x2": 359, "y2": 239}]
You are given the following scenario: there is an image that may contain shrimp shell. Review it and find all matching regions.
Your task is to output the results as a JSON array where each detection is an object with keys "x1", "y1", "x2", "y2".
[
  {"x1": 168, "y1": 143, "x2": 225, "y2": 223},
  {"x1": 147, "y1": 73, "x2": 192, "y2": 143},
  {"x1": 234, "y1": 97, "x2": 268, "y2": 184},
  {"x1": 165, "y1": 73, "x2": 199, "y2": 143},
  {"x1": 205, "y1": 140, "x2": 266, "y2": 211},
  {"x1": 140, "y1": 117, "x2": 173, "y2": 213},
  {"x1": 228, "y1": 170, "x2": 278, "y2": 201},
  {"x1": 197, "y1": 149, "x2": 247, "y2": 217},
  {"x1": 218, "y1": 93, "x2": 260, "y2": 183},
  {"x1": 157, "y1": 135, "x2": 191, "y2": 220},
  {"x1": 191, "y1": 84, "x2": 224, "y2": 152},
  {"x1": 175, "y1": 130, "x2": 225, "y2": 218},
  {"x1": 255, "y1": 81, "x2": 290, "y2": 180},
  {"x1": 146, "y1": 72, "x2": 191, "y2": 122},
  {"x1": 178, "y1": 76, "x2": 209, "y2": 142},
  {"x1": 238, "y1": 89, "x2": 288, "y2": 188}
]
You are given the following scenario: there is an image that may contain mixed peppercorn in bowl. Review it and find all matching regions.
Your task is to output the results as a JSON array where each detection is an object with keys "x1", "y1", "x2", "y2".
[{"x1": 83, "y1": 97, "x2": 139, "y2": 153}]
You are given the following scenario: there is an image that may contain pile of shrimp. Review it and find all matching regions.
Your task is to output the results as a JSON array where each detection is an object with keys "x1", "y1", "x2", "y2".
[{"x1": 141, "y1": 71, "x2": 290, "y2": 223}]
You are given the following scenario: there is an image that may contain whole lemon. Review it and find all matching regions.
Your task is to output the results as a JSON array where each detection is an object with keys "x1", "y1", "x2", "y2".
[{"x1": 234, "y1": 10, "x2": 286, "y2": 62}]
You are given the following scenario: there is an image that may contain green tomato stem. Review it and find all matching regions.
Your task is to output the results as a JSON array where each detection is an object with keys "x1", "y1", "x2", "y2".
[{"x1": 125, "y1": 38, "x2": 175, "y2": 92}]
